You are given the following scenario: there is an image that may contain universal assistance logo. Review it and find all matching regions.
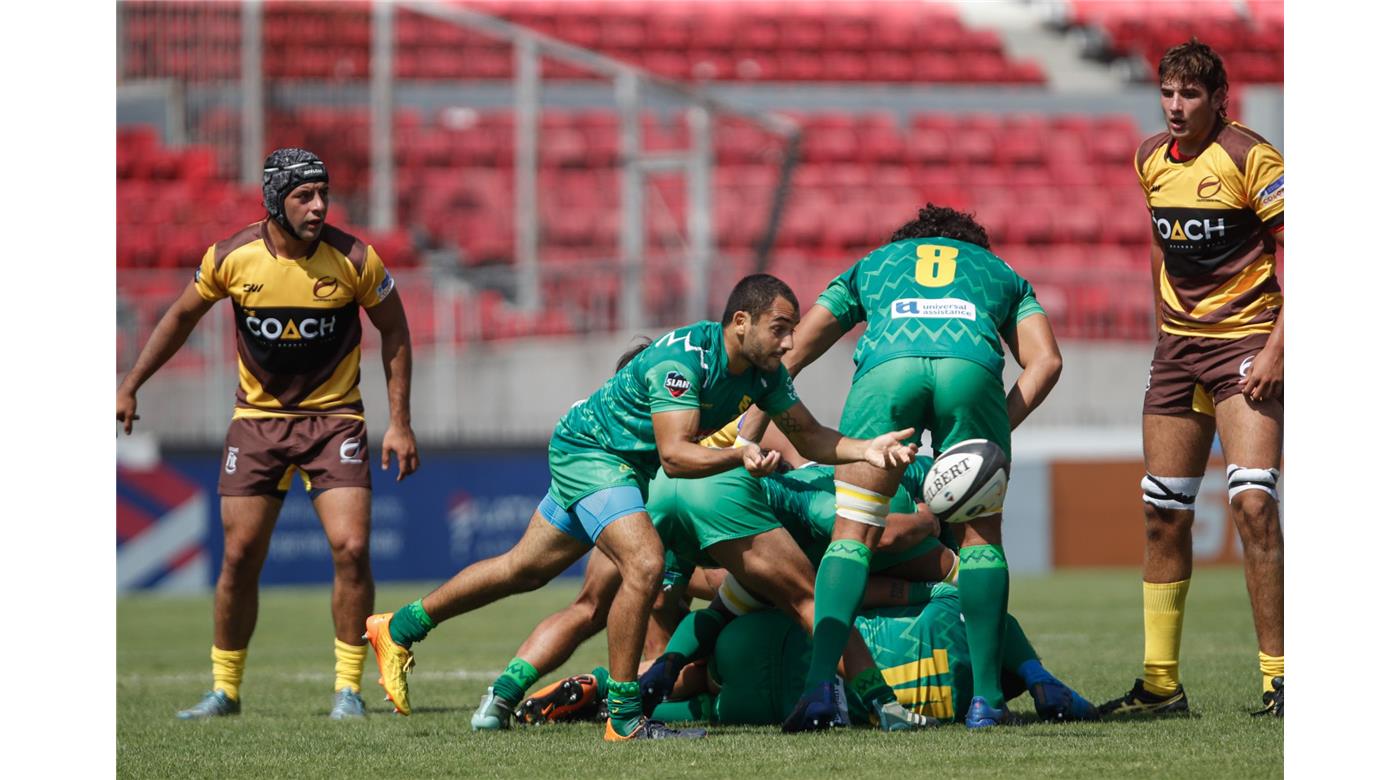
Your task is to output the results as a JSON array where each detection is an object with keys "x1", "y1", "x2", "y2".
[{"x1": 890, "y1": 298, "x2": 977, "y2": 320}]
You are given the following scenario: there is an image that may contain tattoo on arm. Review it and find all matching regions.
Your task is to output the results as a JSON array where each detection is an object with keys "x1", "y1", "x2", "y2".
[
  {"x1": 889, "y1": 580, "x2": 904, "y2": 601},
  {"x1": 773, "y1": 409, "x2": 807, "y2": 435}
]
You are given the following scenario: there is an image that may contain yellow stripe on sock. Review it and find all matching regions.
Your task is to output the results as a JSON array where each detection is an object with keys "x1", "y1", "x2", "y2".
[
  {"x1": 334, "y1": 638, "x2": 368, "y2": 693},
  {"x1": 1142, "y1": 579, "x2": 1190, "y2": 697},
  {"x1": 211, "y1": 646, "x2": 248, "y2": 701},
  {"x1": 1259, "y1": 652, "x2": 1283, "y2": 693}
]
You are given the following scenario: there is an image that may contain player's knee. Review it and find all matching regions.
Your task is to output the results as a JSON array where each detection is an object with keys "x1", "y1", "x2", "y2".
[
  {"x1": 1142, "y1": 473, "x2": 1202, "y2": 513},
  {"x1": 329, "y1": 534, "x2": 371, "y2": 568},
  {"x1": 619, "y1": 550, "x2": 665, "y2": 591}
]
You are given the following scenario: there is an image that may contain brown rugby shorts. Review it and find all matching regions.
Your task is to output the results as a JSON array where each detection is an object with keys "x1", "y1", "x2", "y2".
[
  {"x1": 1143, "y1": 332, "x2": 1277, "y2": 416},
  {"x1": 218, "y1": 415, "x2": 372, "y2": 496}
]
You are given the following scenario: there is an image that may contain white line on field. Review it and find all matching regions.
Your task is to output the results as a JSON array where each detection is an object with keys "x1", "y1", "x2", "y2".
[{"x1": 119, "y1": 669, "x2": 502, "y2": 685}]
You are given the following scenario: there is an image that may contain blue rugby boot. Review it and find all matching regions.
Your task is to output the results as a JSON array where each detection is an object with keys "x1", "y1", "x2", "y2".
[
  {"x1": 330, "y1": 687, "x2": 367, "y2": 720},
  {"x1": 176, "y1": 690, "x2": 240, "y2": 720},
  {"x1": 965, "y1": 696, "x2": 1016, "y2": 729},
  {"x1": 782, "y1": 680, "x2": 840, "y2": 733}
]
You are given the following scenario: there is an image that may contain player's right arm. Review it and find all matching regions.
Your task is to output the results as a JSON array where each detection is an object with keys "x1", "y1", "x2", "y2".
[
  {"x1": 116, "y1": 282, "x2": 217, "y2": 434},
  {"x1": 653, "y1": 409, "x2": 780, "y2": 478},
  {"x1": 1149, "y1": 233, "x2": 1164, "y2": 333},
  {"x1": 1003, "y1": 312, "x2": 1063, "y2": 431}
]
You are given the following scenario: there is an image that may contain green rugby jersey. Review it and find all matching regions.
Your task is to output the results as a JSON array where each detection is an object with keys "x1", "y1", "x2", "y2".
[
  {"x1": 848, "y1": 588, "x2": 971, "y2": 722},
  {"x1": 761, "y1": 458, "x2": 932, "y2": 555},
  {"x1": 551, "y1": 320, "x2": 800, "y2": 479},
  {"x1": 816, "y1": 238, "x2": 1045, "y2": 381}
]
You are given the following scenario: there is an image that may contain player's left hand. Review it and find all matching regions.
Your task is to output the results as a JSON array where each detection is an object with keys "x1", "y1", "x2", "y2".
[
  {"x1": 741, "y1": 443, "x2": 782, "y2": 477},
  {"x1": 382, "y1": 423, "x2": 420, "y2": 481},
  {"x1": 864, "y1": 428, "x2": 918, "y2": 468},
  {"x1": 1241, "y1": 347, "x2": 1283, "y2": 402}
]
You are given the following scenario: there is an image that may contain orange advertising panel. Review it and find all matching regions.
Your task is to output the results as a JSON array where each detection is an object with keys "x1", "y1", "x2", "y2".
[{"x1": 1051, "y1": 458, "x2": 1246, "y2": 567}]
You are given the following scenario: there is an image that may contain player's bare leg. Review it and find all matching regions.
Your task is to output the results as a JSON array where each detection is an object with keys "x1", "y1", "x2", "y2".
[
  {"x1": 213, "y1": 495, "x2": 283, "y2": 651},
  {"x1": 1100, "y1": 411, "x2": 1214, "y2": 717},
  {"x1": 314, "y1": 487, "x2": 374, "y2": 718},
  {"x1": 1215, "y1": 394, "x2": 1284, "y2": 713},
  {"x1": 476, "y1": 551, "x2": 623, "y2": 728},
  {"x1": 1143, "y1": 412, "x2": 1216, "y2": 584},
  {"x1": 177, "y1": 494, "x2": 281, "y2": 719},
  {"x1": 422, "y1": 513, "x2": 592, "y2": 620},
  {"x1": 516, "y1": 552, "x2": 620, "y2": 675},
  {"x1": 367, "y1": 513, "x2": 590, "y2": 715},
  {"x1": 592, "y1": 512, "x2": 685, "y2": 739}
]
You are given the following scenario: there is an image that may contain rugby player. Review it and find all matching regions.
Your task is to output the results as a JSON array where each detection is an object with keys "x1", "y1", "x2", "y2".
[
  {"x1": 1100, "y1": 39, "x2": 1285, "y2": 719},
  {"x1": 116, "y1": 148, "x2": 420, "y2": 720},
  {"x1": 363, "y1": 274, "x2": 918, "y2": 741},
  {"x1": 747, "y1": 204, "x2": 1063, "y2": 729}
]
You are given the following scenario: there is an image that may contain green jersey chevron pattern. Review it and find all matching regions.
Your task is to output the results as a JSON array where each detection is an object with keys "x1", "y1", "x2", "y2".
[
  {"x1": 815, "y1": 238, "x2": 1044, "y2": 381},
  {"x1": 849, "y1": 589, "x2": 972, "y2": 722},
  {"x1": 551, "y1": 320, "x2": 800, "y2": 475}
]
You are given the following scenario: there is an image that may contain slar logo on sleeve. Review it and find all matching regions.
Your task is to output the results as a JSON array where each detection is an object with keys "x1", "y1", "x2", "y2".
[{"x1": 664, "y1": 371, "x2": 692, "y2": 399}]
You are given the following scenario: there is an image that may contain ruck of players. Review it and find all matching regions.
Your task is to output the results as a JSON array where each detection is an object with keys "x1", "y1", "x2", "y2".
[{"x1": 119, "y1": 37, "x2": 1283, "y2": 743}]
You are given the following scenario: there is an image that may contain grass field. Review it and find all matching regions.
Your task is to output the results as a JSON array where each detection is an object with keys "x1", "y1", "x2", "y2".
[{"x1": 117, "y1": 566, "x2": 1281, "y2": 778}]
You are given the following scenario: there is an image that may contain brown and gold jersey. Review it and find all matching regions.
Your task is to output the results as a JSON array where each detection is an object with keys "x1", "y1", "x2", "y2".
[
  {"x1": 1136, "y1": 120, "x2": 1284, "y2": 339},
  {"x1": 193, "y1": 220, "x2": 396, "y2": 419}
]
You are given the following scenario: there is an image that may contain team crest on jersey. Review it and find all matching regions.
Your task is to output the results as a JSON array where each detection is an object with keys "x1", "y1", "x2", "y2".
[
  {"x1": 664, "y1": 371, "x2": 692, "y2": 398},
  {"x1": 313, "y1": 276, "x2": 340, "y2": 299},
  {"x1": 1196, "y1": 176, "x2": 1222, "y2": 199}
]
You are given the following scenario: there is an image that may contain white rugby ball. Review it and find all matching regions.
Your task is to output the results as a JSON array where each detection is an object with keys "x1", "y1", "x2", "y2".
[{"x1": 922, "y1": 439, "x2": 1009, "y2": 524}]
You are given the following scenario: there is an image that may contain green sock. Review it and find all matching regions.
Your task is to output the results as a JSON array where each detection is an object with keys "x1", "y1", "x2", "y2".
[
  {"x1": 1000, "y1": 614, "x2": 1038, "y2": 673},
  {"x1": 848, "y1": 667, "x2": 896, "y2": 711},
  {"x1": 805, "y1": 540, "x2": 872, "y2": 690},
  {"x1": 665, "y1": 607, "x2": 728, "y2": 662},
  {"x1": 608, "y1": 679, "x2": 644, "y2": 735},
  {"x1": 388, "y1": 599, "x2": 436, "y2": 648},
  {"x1": 651, "y1": 693, "x2": 715, "y2": 724},
  {"x1": 592, "y1": 666, "x2": 611, "y2": 699},
  {"x1": 490, "y1": 657, "x2": 539, "y2": 707},
  {"x1": 959, "y1": 544, "x2": 1010, "y2": 708}
]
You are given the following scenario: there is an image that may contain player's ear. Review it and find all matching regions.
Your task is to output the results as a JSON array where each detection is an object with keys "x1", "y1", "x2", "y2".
[{"x1": 732, "y1": 310, "x2": 749, "y2": 336}]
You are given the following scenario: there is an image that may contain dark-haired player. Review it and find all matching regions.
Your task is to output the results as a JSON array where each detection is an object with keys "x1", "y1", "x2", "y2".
[
  {"x1": 364, "y1": 273, "x2": 919, "y2": 741},
  {"x1": 1100, "y1": 39, "x2": 1285, "y2": 719},
  {"x1": 116, "y1": 148, "x2": 420, "y2": 721},
  {"x1": 747, "y1": 204, "x2": 1063, "y2": 730}
]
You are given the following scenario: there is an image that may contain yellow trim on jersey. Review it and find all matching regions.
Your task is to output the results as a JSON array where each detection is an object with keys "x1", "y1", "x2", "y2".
[
  {"x1": 1163, "y1": 291, "x2": 1281, "y2": 338},
  {"x1": 880, "y1": 649, "x2": 950, "y2": 686},
  {"x1": 1189, "y1": 256, "x2": 1276, "y2": 319},
  {"x1": 230, "y1": 408, "x2": 366, "y2": 421},
  {"x1": 699, "y1": 415, "x2": 743, "y2": 448},
  {"x1": 881, "y1": 650, "x2": 953, "y2": 720}
]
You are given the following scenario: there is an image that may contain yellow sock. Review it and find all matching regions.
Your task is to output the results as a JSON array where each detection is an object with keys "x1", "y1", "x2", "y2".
[
  {"x1": 334, "y1": 638, "x2": 368, "y2": 693},
  {"x1": 1142, "y1": 579, "x2": 1190, "y2": 696},
  {"x1": 211, "y1": 646, "x2": 248, "y2": 701},
  {"x1": 1259, "y1": 652, "x2": 1284, "y2": 693}
]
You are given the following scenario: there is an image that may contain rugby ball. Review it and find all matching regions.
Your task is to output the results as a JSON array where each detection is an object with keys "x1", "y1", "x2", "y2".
[{"x1": 922, "y1": 439, "x2": 1009, "y2": 524}]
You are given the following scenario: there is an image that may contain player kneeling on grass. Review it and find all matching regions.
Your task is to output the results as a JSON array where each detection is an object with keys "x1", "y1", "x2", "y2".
[{"x1": 363, "y1": 274, "x2": 917, "y2": 741}]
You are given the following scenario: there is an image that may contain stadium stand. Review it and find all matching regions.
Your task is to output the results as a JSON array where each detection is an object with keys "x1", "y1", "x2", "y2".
[
  {"x1": 1063, "y1": 0, "x2": 1283, "y2": 83},
  {"x1": 121, "y1": 0, "x2": 1046, "y2": 84}
]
